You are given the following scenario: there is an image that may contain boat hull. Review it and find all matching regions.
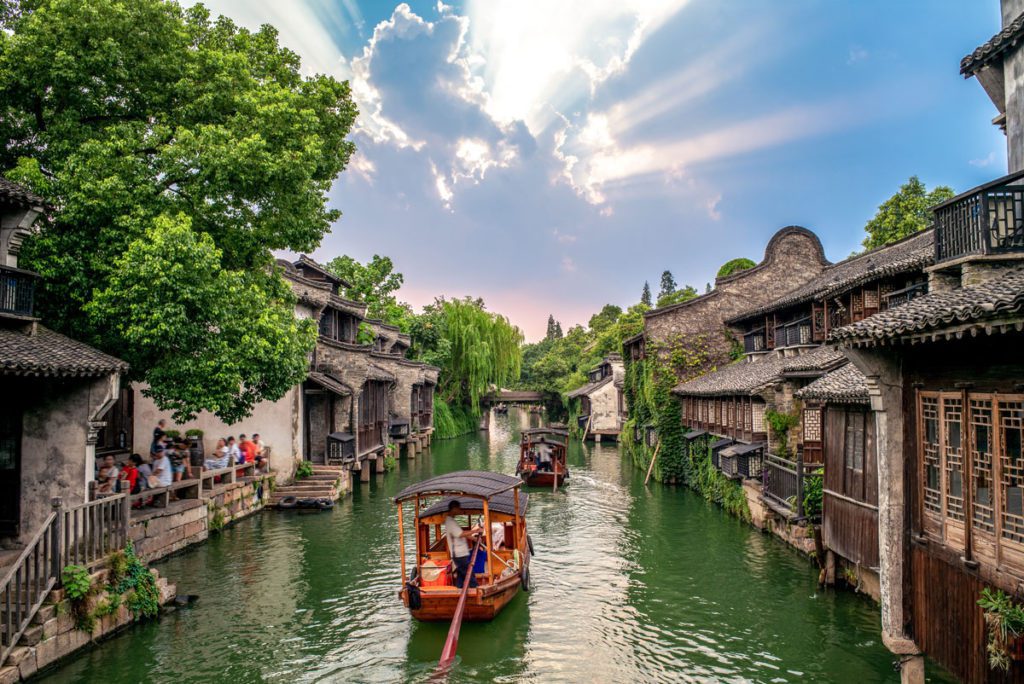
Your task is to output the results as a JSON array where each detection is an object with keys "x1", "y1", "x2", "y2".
[
  {"x1": 520, "y1": 470, "x2": 567, "y2": 488},
  {"x1": 402, "y1": 576, "x2": 522, "y2": 622}
]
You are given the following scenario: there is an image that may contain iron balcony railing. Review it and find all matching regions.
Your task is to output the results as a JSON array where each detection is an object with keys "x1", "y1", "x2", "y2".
[
  {"x1": 0, "y1": 265, "x2": 37, "y2": 317},
  {"x1": 933, "y1": 170, "x2": 1024, "y2": 263}
]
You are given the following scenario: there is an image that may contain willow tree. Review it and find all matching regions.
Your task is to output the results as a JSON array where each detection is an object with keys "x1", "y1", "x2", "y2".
[{"x1": 417, "y1": 296, "x2": 524, "y2": 411}]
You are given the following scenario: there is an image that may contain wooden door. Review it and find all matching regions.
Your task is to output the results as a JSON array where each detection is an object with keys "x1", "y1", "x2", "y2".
[{"x1": 0, "y1": 406, "x2": 21, "y2": 536}]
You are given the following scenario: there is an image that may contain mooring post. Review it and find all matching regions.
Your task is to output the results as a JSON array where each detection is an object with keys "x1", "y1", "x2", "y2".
[{"x1": 360, "y1": 458, "x2": 370, "y2": 483}]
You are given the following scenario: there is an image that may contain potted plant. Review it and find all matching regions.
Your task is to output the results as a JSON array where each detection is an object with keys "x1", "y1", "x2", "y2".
[{"x1": 979, "y1": 587, "x2": 1024, "y2": 671}]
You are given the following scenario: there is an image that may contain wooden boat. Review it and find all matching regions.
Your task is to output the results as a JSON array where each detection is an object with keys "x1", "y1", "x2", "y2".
[
  {"x1": 395, "y1": 471, "x2": 531, "y2": 622},
  {"x1": 516, "y1": 427, "x2": 569, "y2": 488}
]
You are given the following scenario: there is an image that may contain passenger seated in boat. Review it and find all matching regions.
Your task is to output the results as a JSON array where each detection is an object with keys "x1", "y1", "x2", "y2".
[{"x1": 444, "y1": 500, "x2": 482, "y2": 589}]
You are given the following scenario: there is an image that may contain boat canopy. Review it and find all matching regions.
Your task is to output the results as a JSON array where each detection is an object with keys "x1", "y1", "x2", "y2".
[
  {"x1": 418, "y1": 492, "x2": 528, "y2": 518},
  {"x1": 522, "y1": 427, "x2": 569, "y2": 437},
  {"x1": 394, "y1": 470, "x2": 521, "y2": 503}
]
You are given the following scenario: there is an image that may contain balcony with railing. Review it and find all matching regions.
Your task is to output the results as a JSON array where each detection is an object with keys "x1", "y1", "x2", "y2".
[
  {"x1": 0, "y1": 265, "x2": 37, "y2": 318},
  {"x1": 773, "y1": 316, "x2": 813, "y2": 349},
  {"x1": 762, "y1": 451, "x2": 820, "y2": 520},
  {"x1": 933, "y1": 170, "x2": 1024, "y2": 264},
  {"x1": 742, "y1": 327, "x2": 766, "y2": 354},
  {"x1": 882, "y1": 281, "x2": 928, "y2": 309}
]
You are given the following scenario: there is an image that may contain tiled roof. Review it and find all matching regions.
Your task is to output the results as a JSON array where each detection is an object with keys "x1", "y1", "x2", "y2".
[
  {"x1": 307, "y1": 372, "x2": 352, "y2": 397},
  {"x1": 780, "y1": 345, "x2": 847, "y2": 375},
  {"x1": 728, "y1": 230, "x2": 934, "y2": 323},
  {"x1": 961, "y1": 11, "x2": 1024, "y2": 76},
  {"x1": 795, "y1": 364, "x2": 869, "y2": 404},
  {"x1": 367, "y1": 364, "x2": 396, "y2": 382},
  {"x1": 672, "y1": 354, "x2": 789, "y2": 397},
  {"x1": 830, "y1": 269, "x2": 1024, "y2": 347},
  {"x1": 567, "y1": 375, "x2": 612, "y2": 398},
  {"x1": 0, "y1": 324, "x2": 127, "y2": 377},
  {"x1": 0, "y1": 177, "x2": 44, "y2": 208}
]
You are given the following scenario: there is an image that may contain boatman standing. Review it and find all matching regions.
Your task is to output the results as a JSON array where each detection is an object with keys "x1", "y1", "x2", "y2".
[{"x1": 445, "y1": 500, "x2": 482, "y2": 589}]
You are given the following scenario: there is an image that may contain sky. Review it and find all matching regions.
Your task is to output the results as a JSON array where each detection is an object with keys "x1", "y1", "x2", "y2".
[{"x1": 194, "y1": 0, "x2": 1007, "y2": 341}]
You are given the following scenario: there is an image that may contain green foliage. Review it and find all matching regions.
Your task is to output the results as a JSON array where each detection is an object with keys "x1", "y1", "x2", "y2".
[
  {"x1": 107, "y1": 549, "x2": 130, "y2": 587},
  {"x1": 979, "y1": 588, "x2": 1024, "y2": 671},
  {"x1": 94, "y1": 593, "x2": 121, "y2": 619},
  {"x1": 717, "y1": 258, "x2": 756, "y2": 278},
  {"x1": 766, "y1": 409, "x2": 800, "y2": 456},
  {"x1": 803, "y1": 467, "x2": 823, "y2": 519},
  {"x1": 295, "y1": 461, "x2": 314, "y2": 479},
  {"x1": 412, "y1": 298, "x2": 522, "y2": 413},
  {"x1": 62, "y1": 565, "x2": 92, "y2": 602},
  {"x1": 325, "y1": 255, "x2": 414, "y2": 332},
  {"x1": 1, "y1": 0, "x2": 355, "y2": 422},
  {"x1": 383, "y1": 450, "x2": 397, "y2": 472},
  {"x1": 545, "y1": 315, "x2": 563, "y2": 341},
  {"x1": 656, "y1": 285, "x2": 698, "y2": 308},
  {"x1": 88, "y1": 215, "x2": 317, "y2": 423},
  {"x1": 208, "y1": 504, "x2": 226, "y2": 532},
  {"x1": 862, "y1": 176, "x2": 956, "y2": 250},
  {"x1": 62, "y1": 564, "x2": 95, "y2": 632},
  {"x1": 357, "y1": 322, "x2": 377, "y2": 346},
  {"x1": 658, "y1": 271, "x2": 677, "y2": 299},
  {"x1": 163, "y1": 429, "x2": 180, "y2": 440},
  {"x1": 641, "y1": 281, "x2": 652, "y2": 307},
  {"x1": 433, "y1": 396, "x2": 478, "y2": 440}
]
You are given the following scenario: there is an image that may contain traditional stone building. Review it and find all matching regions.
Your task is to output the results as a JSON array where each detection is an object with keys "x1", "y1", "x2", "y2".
[
  {"x1": 0, "y1": 178, "x2": 128, "y2": 542},
  {"x1": 567, "y1": 354, "x2": 625, "y2": 440},
  {"x1": 627, "y1": 226, "x2": 829, "y2": 378}
]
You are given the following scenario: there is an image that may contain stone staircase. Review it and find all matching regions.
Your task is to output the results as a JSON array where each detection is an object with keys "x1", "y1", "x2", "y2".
[{"x1": 268, "y1": 465, "x2": 346, "y2": 508}]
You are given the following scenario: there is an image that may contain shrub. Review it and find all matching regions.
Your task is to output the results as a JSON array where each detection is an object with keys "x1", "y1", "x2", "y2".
[{"x1": 295, "y1": 461, "x2": 314, "y2": 479}]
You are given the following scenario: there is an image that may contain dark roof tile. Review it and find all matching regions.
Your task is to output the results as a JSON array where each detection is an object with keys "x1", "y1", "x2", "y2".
[
  {"x1": 962, "y1": 11, "x2": 1024, "y2": 76},
  {"x1": 829, "y1": 268, "x2": 1024, "y2": 346},
  {"x1": 0, "y1": 324, "x2": 127, "y2": 377},
  {"x1": 0, "y1": 177, "x2": 45, "y2": 208},
  {"x1": 795, "y1": 364, "x2": 869, "y2": 404},
  {"x1": 672, "y1": 354, "x2": 789, "y2": 397}
]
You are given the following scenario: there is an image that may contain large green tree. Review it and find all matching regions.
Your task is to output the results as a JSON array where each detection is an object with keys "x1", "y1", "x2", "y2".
[
  {"x1": 0, "y1": 0, "x2": 356, "y2": 421},
  {"x1": 862, "y1": 176, "x2": 955, "y2": 249},
  {"x1": 325, "y1": 254, "x2": 413, "y2": 331}
]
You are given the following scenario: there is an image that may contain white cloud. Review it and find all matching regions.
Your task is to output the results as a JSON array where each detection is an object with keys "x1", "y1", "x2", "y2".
[
  {"x1": 705, "y1": 193, "x2": 722, "y2": 221},
  {"x1": 553, "y1": 230, "x2": 578, "y2": 244},
  {"x1": 465, "y1": 0, "x2": 690, "y2": 133},
  {"x1": 970, "y1": 151, "x2": 997, "y2": 168},
  {"x1": 561, "y1": 256, "x2": 577, "y2": 273},
  {"x1": 847, "y1": 45, "x2": 869, "y2": 65}
]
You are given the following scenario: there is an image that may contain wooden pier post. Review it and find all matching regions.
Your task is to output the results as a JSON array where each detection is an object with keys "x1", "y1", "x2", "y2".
[{"x1": 360, "y1": 458, "x2": 370, "y2": 483}]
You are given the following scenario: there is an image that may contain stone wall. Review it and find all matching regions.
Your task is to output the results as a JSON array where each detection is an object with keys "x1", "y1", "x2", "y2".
[
  {"x1": 643, "y1": 227, "x2": 829, "y2": 380},
  {"x1": 4, "y1": 565, "x2": 176, "y2": 682},
  {"x1": 15, "y1": 372, "x2": 120, "y2": 544},
  {"x1": 588, "y1": 381, "x2": 622, "y2": 433},
  {"x1": 129, "y1": 478, "x2": 270, "y2": 563}
]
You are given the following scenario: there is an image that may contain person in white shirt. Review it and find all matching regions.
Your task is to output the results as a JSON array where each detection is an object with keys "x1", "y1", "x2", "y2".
[
  {"x1": 151, "y1": 448, "x2": 173, "y2": 488},
  {"x1": 226, "y1": 436, "x2": 242, "y2": 465},
  {"x1": 444, "y1": 500, "x2": 482, "y2": 588},
  {"x1": 204, "y1": 438, "x2": 230, "y2": 470},
  {"x1": 490, "y1": 522, "x2": 505, "y2": 549}
]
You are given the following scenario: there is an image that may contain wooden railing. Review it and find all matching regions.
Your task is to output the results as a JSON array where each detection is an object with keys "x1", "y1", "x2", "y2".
[
  {"x1": 882, "y1": 282, "x2": 928, "y2": 310},
  {"x1": 127, "y1": 462, "x2": 257, "y2": 509},
  {"x1": 63, "y1": 494, "x2": 129, "y2": 571},
  {"x1": 0, "y1": 501, "x2": 60, "y2": 664},
  {"x1": 773, "y1": 316, "x2": 813, "y2": 349},
  {"x1": 934, "y1": 170, "x2": 1024, "y2": 263},
  {"x1": 762, "y1": 452, "x2": 817, "y2": 519},
  {"x1": 0, "y1": 265, "x2": 37, "y2": 317}
]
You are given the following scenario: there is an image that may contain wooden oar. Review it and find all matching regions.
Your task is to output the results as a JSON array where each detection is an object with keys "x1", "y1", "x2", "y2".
[
  {"x1": 644, "y1": 440, "x2": 662, "y2": 486},
  {"x1": 437, "y1": 535, "x2": 483, "y2": 670}
]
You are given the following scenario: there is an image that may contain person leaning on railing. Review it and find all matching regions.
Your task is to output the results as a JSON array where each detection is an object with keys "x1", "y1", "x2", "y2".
[{"x1": 204, "y1": 438, "x2": 230, "y2": 470}]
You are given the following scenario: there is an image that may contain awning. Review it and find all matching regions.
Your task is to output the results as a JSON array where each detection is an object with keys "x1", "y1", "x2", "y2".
[
  {"x1": 684, "y1": 430, "x2": 708, "y2": 441},
  {"x1": 710, "y1": 438, "x2": 734, "y2": 451},
  {"x1": 366, "y1": 364, "x2": 396, "y2": 382},
  {"x1": 308, "y1": 372, "x2": 352, "y2": 396}
]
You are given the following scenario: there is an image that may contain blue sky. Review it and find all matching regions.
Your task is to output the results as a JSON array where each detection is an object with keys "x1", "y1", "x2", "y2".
[{"x1": 195, "y1": 0, "x2": 1006, "y2": 341}]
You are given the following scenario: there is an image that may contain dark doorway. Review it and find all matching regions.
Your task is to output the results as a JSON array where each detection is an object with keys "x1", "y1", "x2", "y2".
[{"x1": 0, "y1": 405, "x2": 22, "y2": 536}]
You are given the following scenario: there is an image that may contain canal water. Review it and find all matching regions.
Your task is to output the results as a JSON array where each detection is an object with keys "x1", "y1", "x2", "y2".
[{"x1": 41, "y1": 410, "x2": 948, "y2": 683}]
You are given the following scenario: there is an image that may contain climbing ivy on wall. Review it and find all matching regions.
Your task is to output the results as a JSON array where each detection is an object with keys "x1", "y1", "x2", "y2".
[{"x1": 622, "y1": 334, "x2": 750, "y2": 521}]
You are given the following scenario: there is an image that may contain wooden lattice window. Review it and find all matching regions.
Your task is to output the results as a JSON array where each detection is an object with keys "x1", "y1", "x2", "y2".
[
  {"x1": 943, "y1": 396, "x2": 965, "y2": 522},
  {"x1": 844, "y1": 409, "x2": 865, "y2": 472},
  {"x1": 743, "y1": 400, "x2": 752, "y2": 432},
  {"x1": 1000, "y1": 399, "x2": 1024, "y2": 544},
  {"x1": 749, "y1": 401, "x2": 765, "y2": 432},
  {"x1": 863, "y1": 287, "x2": 879, "y2": 313},
  {"x1": 803, "y1": 407, "x2": 822, "y2": 442},
  {"x1": 715, "y1": 400, "x2": 722, "y2": 428},
  {"x1": 765, "y1": 316, "x2": 775, "y2": 349},
  {"x1": 971, "y1": 397, "x2": 995, "y2": 533},
  {"x1": 921, "y1": 394, "x2": 942, "y2": 516},
  {"x1": 725, "y1": 401, "x2": 733, "y2": 428}
]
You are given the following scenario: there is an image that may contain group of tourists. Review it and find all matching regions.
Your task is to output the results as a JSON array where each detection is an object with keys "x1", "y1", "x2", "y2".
[{"x1": 94, "y1": 419, "x2": 271, "y2": 503}]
